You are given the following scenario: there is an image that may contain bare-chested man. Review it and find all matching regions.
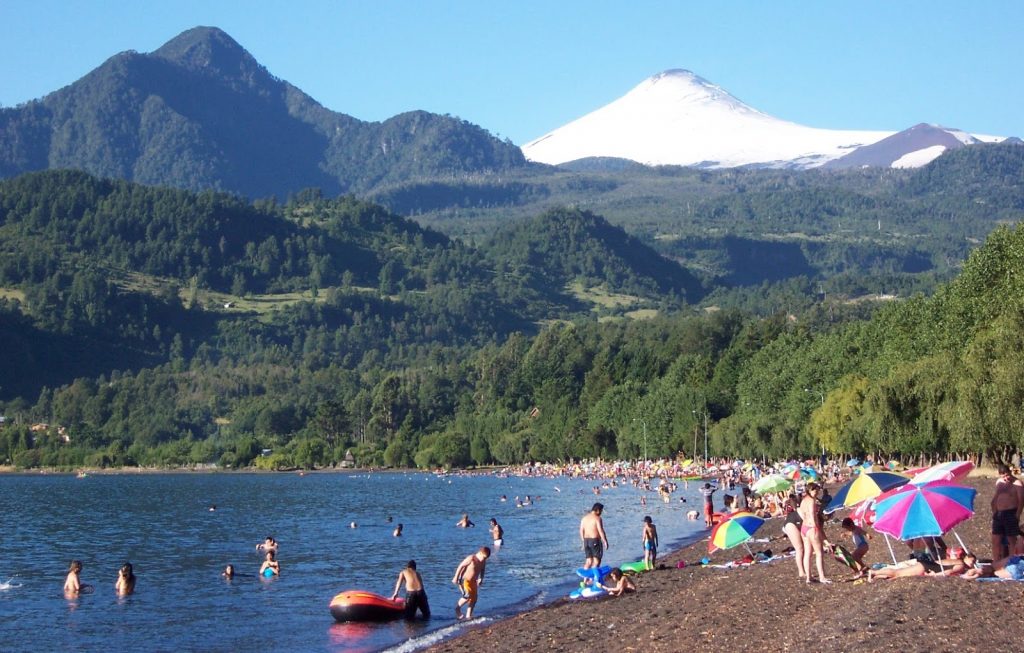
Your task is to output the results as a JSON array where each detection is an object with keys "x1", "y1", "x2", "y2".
[
  {"x1": 452, "y1": 546, "x2": 490, "y2": 619},
  {"x1": 992, "y1": 464, "x2": 1024, "y2": 559},
  {"x1": 391, "y1": 560, "x2": 430, "y2": 619},
  {"x1": 580, "y1": 502, "x2": 609, "y2": 569}
]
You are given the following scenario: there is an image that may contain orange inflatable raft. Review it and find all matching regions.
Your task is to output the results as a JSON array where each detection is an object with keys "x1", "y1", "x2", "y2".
[{"x1": 329, "y1": 590, "x2": 406, "y2": 622}]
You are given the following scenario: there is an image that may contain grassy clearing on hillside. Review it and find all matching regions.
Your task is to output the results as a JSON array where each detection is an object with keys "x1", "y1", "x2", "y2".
[
  {"x1": 0, "y1": 287, "x2": 26, "y2": 302},
  {"x1": 568, "y1": 280, "x2": 640, "y2": 309}
]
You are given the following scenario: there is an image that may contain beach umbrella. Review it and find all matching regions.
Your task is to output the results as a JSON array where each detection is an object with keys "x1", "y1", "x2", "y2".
[
  {"x1": 708, "y1": 511, "x2": 766, "y2": 553},
  {"x1": 752, "y1": 474, "x2": 792, "y2": 495},
  {"x1": 872, "y1": 481, "x2": 977, "y2": 541},
  {"x1": 910, "y1": 461, "x2": 975, "y2": 486},
  {"x1": 850, "y1": 497, "x2": 876, "y2": 527},
  {"x1": 823, "y1": 471, "x2": 910, "y2": 514}
]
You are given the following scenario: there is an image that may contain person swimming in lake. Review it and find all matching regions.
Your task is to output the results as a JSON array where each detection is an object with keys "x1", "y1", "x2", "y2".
[
  {"x1": 391, "y1": 560, "x2": 430, "y2": 619},
  {"x1": 393, "y1": 523, "x2": 403, "y2": 537},
  {"x1": 256, "y1": 536, "x2": 278, "y2": 553},
  {"x1": 64, "y1": 560, "x2": 84, "y2": 597},
  {"x1": 456, "y1": 514, "x2": 475, "y2": 528},
  {"x1": 222, "y1": 564, "x2": 235, "y2": 579},
  {"x1": 489, "y1": 518, "x2": 504, "y2": 547},
  {"x1": 115, "y1": 562, "x2": 136, "y2": 595},
  {"x1": 259, "y1": 550, "x2": 279, "y2": 577}
]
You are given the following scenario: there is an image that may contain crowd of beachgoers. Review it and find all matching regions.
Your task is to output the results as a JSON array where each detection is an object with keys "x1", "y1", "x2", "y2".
[
  {"x1": 491, "y1": 454, "x2": 1024, "y2": 583},
  {"x1": 55, "y1": 451, "x2": 1024, "y2": 650}
]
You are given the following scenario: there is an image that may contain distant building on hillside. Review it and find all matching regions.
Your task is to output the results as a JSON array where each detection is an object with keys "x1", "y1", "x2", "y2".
[{"x1": 341, "y1": 449, "x2": 355, "y2": 468}]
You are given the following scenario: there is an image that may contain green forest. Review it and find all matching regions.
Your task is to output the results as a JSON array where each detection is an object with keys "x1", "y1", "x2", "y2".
[{"x1": 2, "y1": 153, "x2": 1024, "y2": 470}]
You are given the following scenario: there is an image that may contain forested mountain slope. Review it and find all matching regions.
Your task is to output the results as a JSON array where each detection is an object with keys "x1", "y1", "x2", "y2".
[{"x1": 0, "y1": 27, "x2": 526, "y2": 198}]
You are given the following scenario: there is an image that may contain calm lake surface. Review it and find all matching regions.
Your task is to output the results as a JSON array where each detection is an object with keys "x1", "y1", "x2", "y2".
[{"x1": 0, "y1": 471, "x2": 708, "y2": 652}]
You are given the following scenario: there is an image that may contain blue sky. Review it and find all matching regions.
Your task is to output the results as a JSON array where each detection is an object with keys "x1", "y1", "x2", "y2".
[{"x1": 2, "y1": 1, "x2": 1021, "y2": 144}]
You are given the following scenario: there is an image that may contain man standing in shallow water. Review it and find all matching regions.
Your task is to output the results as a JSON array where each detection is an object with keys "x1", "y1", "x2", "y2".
[
  {"x1": 452, "y1": 546, "x2": 490, "y2": 620},
  {"x1": 580, "y1": 502, "x2": 609, "y2": 569}
]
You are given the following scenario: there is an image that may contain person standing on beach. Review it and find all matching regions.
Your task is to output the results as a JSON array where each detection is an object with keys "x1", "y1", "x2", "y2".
[
  {"x1": 391, "y1": 560, "x2": 430, "y2": 619},
  {"x1": 700, "y1": 483, "x2": 717, "y2": 527},
  {"x1": 799, "y1": 482, "x2": 830, "y2": 584},
  {"x1": 991, "y1": 464, "x2": 1024, "y2": 559},
  {"x1": 642, "y1": 516, "x2": 659, "y2": 569},
  {"x1": 580, "y1": 502, "x2": 609, "y2": 569},
  {"x1": 781, "y1": 493, "x2": 806, "y2": 579},
  {"x1": 452, "y1": 547, "x2": 490, "y2": 619}
]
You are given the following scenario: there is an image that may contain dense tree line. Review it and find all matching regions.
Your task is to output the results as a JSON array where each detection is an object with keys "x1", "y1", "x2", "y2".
[
  {"x1": 4, "y1": 157, "x2": 1024, "y2": 469},
  {"x1": 7, "y1": 222, "x2": 1024, "y2": 470}
]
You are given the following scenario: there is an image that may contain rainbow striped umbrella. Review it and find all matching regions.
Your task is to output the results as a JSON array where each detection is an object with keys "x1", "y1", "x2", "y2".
[
  {"x1": 823, "y1": 471, "x2": 909, "y2": 514},
  {"x1": 872, "y1": 481, "x2": 977, "y2": 540},
  {"x1": 708, "y1": 511, "x2": 765, "y2": 553},
  {"x1": 910, "y1": 461, "x2": 975, "y2": 486}
]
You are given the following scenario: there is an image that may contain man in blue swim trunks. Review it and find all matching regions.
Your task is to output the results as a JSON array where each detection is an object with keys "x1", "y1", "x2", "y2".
[{"x1": 580, "y1": 503, "x2": 609, "y2": 569}]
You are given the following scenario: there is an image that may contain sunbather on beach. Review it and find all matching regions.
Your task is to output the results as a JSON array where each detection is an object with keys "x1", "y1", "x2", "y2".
[
  {"x1": 961, "y1": 553, "x2": 1023, "y2": 580},
  {"x1": 868, "y1": 549, "x2": 968, "y2": 581}
]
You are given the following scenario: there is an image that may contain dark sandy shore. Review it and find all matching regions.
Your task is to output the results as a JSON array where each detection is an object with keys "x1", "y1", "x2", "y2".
[{"x1": 428, "y1": 475, "x2": 1021, "y2": 653}]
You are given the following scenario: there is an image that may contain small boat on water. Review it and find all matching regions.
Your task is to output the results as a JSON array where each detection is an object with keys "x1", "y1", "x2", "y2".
[{"x1": 329, "y1": 590, "x2": 405, "y2": 622}]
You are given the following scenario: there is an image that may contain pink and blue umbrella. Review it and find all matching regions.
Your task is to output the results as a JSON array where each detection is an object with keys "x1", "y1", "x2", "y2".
[
  {"x1": 872, "y1": 481, "x2": 976, "y2": 541},
  {"x1": 910, "y1": 460, "x2": 975, "y2": 486}
]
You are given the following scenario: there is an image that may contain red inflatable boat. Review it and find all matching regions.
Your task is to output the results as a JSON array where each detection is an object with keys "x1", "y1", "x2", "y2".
[{"x1": 329, "y1": 590, "x2": 406, "y2": 622}]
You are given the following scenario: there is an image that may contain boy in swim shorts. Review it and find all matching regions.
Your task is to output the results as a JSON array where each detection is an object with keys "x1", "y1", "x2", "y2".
[
  {"x1": 452, "y1": 547, "x2": 490, "y2": 619},
  {"x1": 642, "y1": 516, "x2": 659, "y2": 570}
]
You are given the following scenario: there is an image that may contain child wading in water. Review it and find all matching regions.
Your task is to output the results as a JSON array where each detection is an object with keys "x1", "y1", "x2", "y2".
[{"x1": 642, "y1": 516, "x2": 659, "y2": 569}]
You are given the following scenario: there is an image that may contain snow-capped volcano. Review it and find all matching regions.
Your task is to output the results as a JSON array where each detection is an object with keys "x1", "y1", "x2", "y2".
[{"x1": 522, "y1": 70, "x2": 893, "y2": 169}]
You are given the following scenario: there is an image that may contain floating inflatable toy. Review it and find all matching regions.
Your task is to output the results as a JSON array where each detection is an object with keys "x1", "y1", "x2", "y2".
[
  {"x1": 832, "y1": 544, "x2": 860, "y2": 571},
  {"x1": 329, "y1": 591, "x2": 405, "y2": 622},
  {"x1": 619, "y1": 560, "x2": 650, "y2": 574},
  {"x1": 569, "y1": 565, "x2": 612, "y2": 599}
]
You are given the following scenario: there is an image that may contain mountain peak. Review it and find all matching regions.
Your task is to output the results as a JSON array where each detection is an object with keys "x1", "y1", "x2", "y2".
[
  {"x1": 153, "y1": 26, "x2": 261, "y2": 78},
  {"x1": 522, "y1": 69, "x2": 891, "y2": 168},
  {"x1": 636, "y1": 69, "x2": 751, "y2": 111}
]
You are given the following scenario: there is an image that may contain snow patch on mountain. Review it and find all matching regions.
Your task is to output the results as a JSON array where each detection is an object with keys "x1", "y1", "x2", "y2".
[
  {"x1": 521, "y1": 70, "x2": 892, "y2": 169},
  {"x1": 891, "y1": 145, "x2": 947, "y2": 168}
]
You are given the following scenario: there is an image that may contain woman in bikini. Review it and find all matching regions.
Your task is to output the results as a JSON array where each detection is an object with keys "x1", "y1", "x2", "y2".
[
  {"x1": 781, "y1": 493, "x2": 806, "y2": 580},
  {"x1": 799, "y1": 482, "x2": 830, "y2": 584}
]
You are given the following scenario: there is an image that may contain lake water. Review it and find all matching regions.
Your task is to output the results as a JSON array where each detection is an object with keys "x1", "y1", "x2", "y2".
[{"x1": 0, "y1": 471, "x2": 709, "y2": 652}]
